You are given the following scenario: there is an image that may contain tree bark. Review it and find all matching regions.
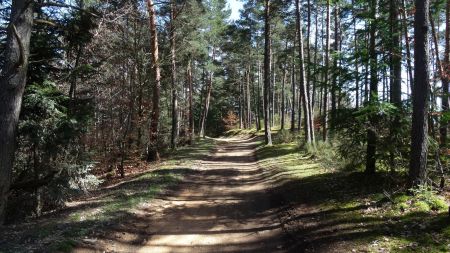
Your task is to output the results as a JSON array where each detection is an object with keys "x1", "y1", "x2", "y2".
[
  {"x1": 170, "y1": 1, "x2": 178, "y2": 150},
  {"x1": 199, "y1": 51, "x2": 214, "y2": 138},
  {"x1": 296, "y1": 0, "x2": 313, "y2": 143},
  {"x1": 187, "y1": 57, "x2": 194, "y2": 145},
  {"x1": 390, "y1": 0, "x2": 402, "y2": 106},
  {"x1": 440, "y1": 0, "x2": 450, "y2": 148},
  {"x1": 146, "y1": 0, "x2": 161, "y2": 162},
  {"x1": 366, "y1": 0, "x2": 378, "y2": 174},
  {"x1": 323, "y1": 0, "x2": 331, "y2": 141},
  {"x1": 291, "y1": 33, "x2": 297, "y2": 131},
  {"x1": 0, "y1": 0, "x2": 34, "y2": 224},
  {"x1": 264, "y1": 0, "x2": 273, "y2": 145},
  {"x1": 402, "y1": 0, "x2": 414, "y2": 94},
  {"x1": 246, "y1": 67, "x2": 251, "y2": 128},
  {"x1": 409, "y1": 0, "x2": 431, "y2": 187},
  {"x1": 281, "y1": 66, "x2": 286, "y2": 130}
]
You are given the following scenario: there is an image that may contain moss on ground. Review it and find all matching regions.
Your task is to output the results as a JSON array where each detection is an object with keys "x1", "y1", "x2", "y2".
[{"x1": 256, "y1": 131, "x2": 450, "y2": 253}]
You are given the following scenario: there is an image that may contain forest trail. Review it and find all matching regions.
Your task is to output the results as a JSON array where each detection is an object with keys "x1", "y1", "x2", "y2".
[{"x1": 74, "y1": 137, "x2": 289, "y2": 253}]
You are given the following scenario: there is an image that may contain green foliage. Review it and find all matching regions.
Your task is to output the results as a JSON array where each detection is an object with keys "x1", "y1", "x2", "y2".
[
  {"x1": 334, "y1": 101, "x2": 410, "y2": 171},
  {"x1": 410, "y1": 186, "x2": 448, "y2": 212},
  {"x1": 274, "y1": 129, "x2": 295, "y2": 144},
  {"x1": 9, "y1": 81, "x2": 96, "y2": 220}
]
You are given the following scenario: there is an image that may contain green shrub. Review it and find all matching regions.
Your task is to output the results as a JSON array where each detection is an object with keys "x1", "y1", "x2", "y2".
[
  {"x1": 334, "y1": 102, "x2": 410, "y2": 172},
  {"x1": 274, "y1": 129, "x2": 295, "y2": 144},
  {"x1": 413, "y1": 201, "x2": 431, "y2": 213}
]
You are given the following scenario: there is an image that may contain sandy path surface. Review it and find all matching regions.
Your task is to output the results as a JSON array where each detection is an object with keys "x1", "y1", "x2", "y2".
[{"x1": 74, "y1": 137, "x2": 288, "y2": 253}]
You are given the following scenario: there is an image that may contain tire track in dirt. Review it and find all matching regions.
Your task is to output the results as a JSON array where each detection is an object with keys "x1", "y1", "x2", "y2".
[{"x1": 74, "y1": 137, "x2": 290, "y2": 253}]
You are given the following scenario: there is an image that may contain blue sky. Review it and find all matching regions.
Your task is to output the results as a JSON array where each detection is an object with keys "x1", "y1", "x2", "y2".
[{"x1": 227, "y1": 0, "x2": 244, "y2": 21}]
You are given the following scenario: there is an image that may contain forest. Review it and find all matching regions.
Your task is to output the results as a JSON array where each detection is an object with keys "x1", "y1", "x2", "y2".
[{"x1": 1, "y1": 0, "x2": 450, "y2": 252}]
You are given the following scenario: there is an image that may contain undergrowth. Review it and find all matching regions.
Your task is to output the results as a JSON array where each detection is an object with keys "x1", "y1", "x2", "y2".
[{"x1": 256, "y1": 130, "x2": 450, "y2": 253}]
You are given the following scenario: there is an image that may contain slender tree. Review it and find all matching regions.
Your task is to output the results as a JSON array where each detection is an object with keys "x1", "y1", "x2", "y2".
[
  {"x1": 323, "y1": 0, "x2": 331, "y2": 141},
  {"x1": 440, "y1": 0, "x2": 450, "y2": 148},
  {"x1": 170, "y1": 0, "x2": 178, "y2": 150},
  {"x1": 409, "y1": 0, "x2": 431, "y2": 187},
  {"x1": 264, "y1": 0, "x2": 273, "y2": 145},
  {"x1": 295, "y1": 0, "x2": 313, "y2": 143},
  {"x1": 365, "y1": 0, "x2": 378, "y2": 174},
  {"x1": 146, "y1": 0, "x2": 162, "y2": 161}
]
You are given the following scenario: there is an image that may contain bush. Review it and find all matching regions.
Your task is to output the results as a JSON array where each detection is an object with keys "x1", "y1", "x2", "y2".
[
  {"x1": 334, "y1": 101, "x2": 410, "y2": 171},
  {"x1": 274, "y1": 129, "x2": 295, "y2": 144},
  {"x1": 8, "y1": 81, "x2": 97, "y2": 221},
  {"x1": 411, "y1": 186, "x2": 448, "y2": 212}
]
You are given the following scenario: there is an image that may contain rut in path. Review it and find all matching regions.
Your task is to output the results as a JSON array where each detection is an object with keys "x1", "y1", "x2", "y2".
[{"x1": 75, "y1": 137, "x2": 290, "y2": 253}]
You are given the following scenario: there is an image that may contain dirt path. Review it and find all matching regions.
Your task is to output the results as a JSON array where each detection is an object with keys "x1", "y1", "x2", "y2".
[{"x1": 74, "y1": 137, "x2": 289, "y2": 253}]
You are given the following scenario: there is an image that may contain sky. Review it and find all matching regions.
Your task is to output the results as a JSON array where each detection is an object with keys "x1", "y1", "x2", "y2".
[{"x1": 227, "y1": 0, "x2": 244, "y2": 21}]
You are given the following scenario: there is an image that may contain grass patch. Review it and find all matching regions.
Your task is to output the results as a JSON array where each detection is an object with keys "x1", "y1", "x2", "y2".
[
  {"x1": 1, "y1": 138, "x2": 216, "y2": 253},
  {"x1": 256, "y1": 131, "x2": 450, "y2": 253}
]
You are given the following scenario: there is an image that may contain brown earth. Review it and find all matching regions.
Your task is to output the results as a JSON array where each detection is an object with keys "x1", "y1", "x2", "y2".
[{"x1": 73, "y1": 137, "x2": 293, "y2": 253}]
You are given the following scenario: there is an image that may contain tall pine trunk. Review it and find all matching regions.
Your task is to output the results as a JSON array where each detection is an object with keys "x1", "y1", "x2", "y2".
[
  {"x1": 264, "y1": 0, "x2": 273, "y2": 145},
  {"x1": 296, "y1": 0, "x2": 313, "y2": 143},
  {"x1": 146, "y1": 0, "x2": 161, "y2": 162},
  {"x1": 440, "y1": 0, "x2": 450, "y2": 148},
  {"x1": 187, "y1": 58, "x2": 194, "y2": 145},
  {"x1": 170, "y1": 1, "x2": 178, "y2": 150},
  {"x1": 247, "y1": 67, "x2": 251, "y2": 128},
  {"x1": 323, "y1": 0, "x2": 331, "y2": 141},
  {"x1": 0, "y1": 0, "x2": 34, "y2": 223},
  {"x1": 365, "y1": 0, "x2": 378, "y2": 174},
  {"x1": 409, "y1": 0, "x2": 431, "y2": 187}
]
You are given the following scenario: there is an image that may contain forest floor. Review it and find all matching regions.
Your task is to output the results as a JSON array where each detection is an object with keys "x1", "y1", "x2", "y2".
[{"x1": 1, "y1": 132, "x2": 450, "y2": 252}]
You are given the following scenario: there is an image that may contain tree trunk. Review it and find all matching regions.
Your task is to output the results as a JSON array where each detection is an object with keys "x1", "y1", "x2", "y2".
[
  {"x1": 296, "y1": 0, "x2": 312, "y2": 143},
  {"x1": 365, "y1": 0, "x2": 378, "y2": 174},
  {"x1": 170, "y1": 1, "x2": 178, "y2": 150},
  {"x1": 246, "y1": 67, "x2": 251, "y2": 129},
  {"x1": 331, "y1": 6, "x2": 337, "y2": 132},
  {"x1": 440, "y1": 0, "x2": 450, "y2": 148},
  {"x1": 402, "y1": 0, "x2": 414, "y2": 94},
  {"x1": 291, "y1": 34, "x2": 297, "y2": 131},
  {"x1": 200, "y1": 63, "x2": 213, "y2": 138},
  {"x1": 264, "y1": 0, "x2": 273, "y2": 145},
  {"x1": 390, "y1": 0, "x2": 402, "y2": 107},
  {"x1": 409, "y1": 0, "x2": 431, "y2": 187},
  {"x1": 257, "y1": 61, "x2": 262, "y2": 130},
  {"x1": 323, "y1": 0, "x2": 331, "y2": 141},
  {"x1": 0, "y1": 0, "x2": 34, "y2": 224},
  {"x1": 281, "y1": 67, "x2": 286, "y2": 130},
  {"x1": 354, "y1": 0, "x2": 360, "y2": 109},
  {"x1": 146, "y1": 0, "x2": 161, "y2": 162},
  {"x1": 187, "y1": 58, "x2": 194, "y2": 145}
]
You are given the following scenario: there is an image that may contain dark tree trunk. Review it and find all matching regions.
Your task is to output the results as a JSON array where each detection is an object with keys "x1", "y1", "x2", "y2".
[
  {"x1": 264, "y1": 0, "x2": 273, "y2": 145},
  {"x1": 323, "y1": 0, "x2": 331, "y2": 141},
  {"x1": 390, "y1": 0, "x2": 402, "y2": 106},
  {"x1": 366, "y1": 0, "x2": 378, "y2": 174},
  {"x1": 353, "y1": 0, "x2": 360, "y2": 109},
  {"x1": 146, "y1": 0, "x2": 161, "y2": 162},
  {"x1": 0, "y1": 0, "x2": 34, "y2": 224},
  {"x1": 409, "y1": 0, "x2": 431, "y2": 187},
  {"x1": 440, "y1": 0, "x2": 450, "y2": 148}
]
